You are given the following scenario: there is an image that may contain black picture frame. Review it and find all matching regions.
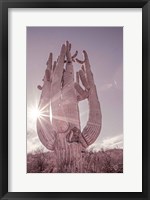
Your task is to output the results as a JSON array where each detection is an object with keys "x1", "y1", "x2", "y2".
[{"x1": 0, "y1": 0, "x2": 150, "y2": 199}]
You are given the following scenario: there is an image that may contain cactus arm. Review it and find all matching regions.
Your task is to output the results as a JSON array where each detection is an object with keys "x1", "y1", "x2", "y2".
[
  {"x1": 76, "y1": 58, "x2": 85, "y2": 64},
  {"x1": 61, "y1": 41, "x2": 80, "y2": 129},
  {"x1": 72, "y1": 50, "x2": 78, "y2": 59},
  {"x1": 81, "y1": 50, "x2": 102, "y2": 146},
  {"x1": 49, "y1": 44, "x2": 70, "y2": 133},
  {"x1": 81, "y1": 85, "x2": 102, "y2": 146},
  {"x1": 74, "y1": 82, "x2": 88, "y2": 101},
  {"x1": 75, "y1": 71, "x2": 88, "y2": 101},
  {"x1": 51, "y1": 44, "x2": 66, "y2": 97},
  {"x1": 37, "y1": 53, "x2": 56, "y2": 151},
  {"x1": 73, "y1": 51, "x2": 102, "y2": 147},
  {"x1": 79, "y1": 69, "x2": 90, "y2": 90}
]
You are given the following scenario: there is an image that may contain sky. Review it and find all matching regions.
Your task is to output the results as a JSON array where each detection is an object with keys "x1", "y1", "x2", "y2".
[{"x1": 27, "y1": 27, "x2": 123, "y2": 153}]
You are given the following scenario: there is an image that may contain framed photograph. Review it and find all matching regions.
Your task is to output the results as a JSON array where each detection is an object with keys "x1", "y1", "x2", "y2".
[{"x1": 0, "y1": 0, "x2": 150, "y2": 199}]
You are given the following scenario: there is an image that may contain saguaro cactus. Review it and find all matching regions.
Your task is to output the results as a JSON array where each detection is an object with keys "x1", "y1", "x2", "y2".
[{"x1": 37, "y1": 42, "x2": 102, "y2": 172}]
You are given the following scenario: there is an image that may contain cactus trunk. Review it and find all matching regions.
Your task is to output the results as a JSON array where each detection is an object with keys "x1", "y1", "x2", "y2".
[{"x1": 54, "y1": 133, "x2": 84, "y2": 172}]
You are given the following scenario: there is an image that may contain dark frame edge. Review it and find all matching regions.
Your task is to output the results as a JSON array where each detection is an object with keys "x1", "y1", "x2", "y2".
[
  {"x1": 0, "y1": 0, "x2": 148, "y2": 8},
  {"x1": 146, "y1": 1, "x2": 150, "y2": 200},
  {"x1": 142, "y1": 1, "x2": 149, "y2": 200},
  {"x1": 148, "y1": 2, "x2": 150, "y2": 200},
  {"x1": 1, "y1": 1, "x2": 8, "y2": 200},
  {"x1": 0, "y1": 1, "x2": 150, "y2": 200},
  {"x1": 0, "y1": 0, "x2": 3, "y2": 198}
]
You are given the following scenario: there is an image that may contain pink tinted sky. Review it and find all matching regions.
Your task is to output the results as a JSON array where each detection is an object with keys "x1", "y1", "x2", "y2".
[{"x1": 27, "y1": 27, "x2": 123, "y2": 152}]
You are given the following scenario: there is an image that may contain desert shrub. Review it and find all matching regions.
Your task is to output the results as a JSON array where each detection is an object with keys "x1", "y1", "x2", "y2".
[
  {"x1": 27, "y1": 148, "x2": 123, "y2": 173},
  {"x1": 27, "y1": 148, "x2": 54, "y2": 173}
]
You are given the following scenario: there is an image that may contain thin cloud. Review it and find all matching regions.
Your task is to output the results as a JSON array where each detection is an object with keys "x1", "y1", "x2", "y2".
[
  {"x1": 27, "y1": 135, "x2": 48, "y2": 153},
  {"x1": 99, "y1": 83, "x2": 112, "y2": 92},
  {"x1": 89, "y1": 134, "x2": 123, "y2": 151}
]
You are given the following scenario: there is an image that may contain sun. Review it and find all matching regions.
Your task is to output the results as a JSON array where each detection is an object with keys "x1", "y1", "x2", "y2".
[
  {"x1": 30, "y1": 108, "x2": 41, "y2": 120},
  {"x1": 28, "y1": 102, "x2": 53, "y2": 123},
  {"x1": 28, "y1": 106, "x2": 42, "y2": 121}
]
